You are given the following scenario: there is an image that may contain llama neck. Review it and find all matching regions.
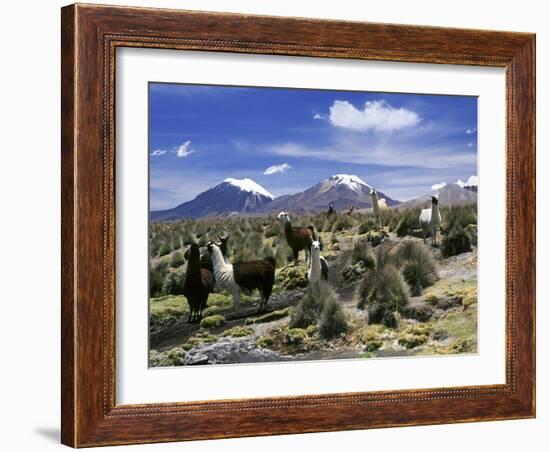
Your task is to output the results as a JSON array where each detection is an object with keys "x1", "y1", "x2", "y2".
[
  {"x1": 284, "y1": 221, "x2": 292, "y2": 240},
  {"x1": 431, "y1": 202, "x2": 440, "y2": 223},
  {"x1": 186, "y1": 254, "x2": 201, "y2": 278},
  {"x1": 371, "y1": 193, "x2": 380, "y2": 213},
  {"x1": 310, "y1": 249, "x2": 321, "y2": 276}
]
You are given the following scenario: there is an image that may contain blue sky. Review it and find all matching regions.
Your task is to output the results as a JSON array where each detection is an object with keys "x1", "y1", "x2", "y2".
[{"x1": 149, "y1": 83, "x2": 477, "y2": 210}]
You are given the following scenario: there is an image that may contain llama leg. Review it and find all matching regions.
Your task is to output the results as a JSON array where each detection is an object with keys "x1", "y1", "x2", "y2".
[
  {"x1": 233, "y1": 288, "x2": 241, "y2": 311},
  {"x1": 293, "y1": 248, "x2": 299, "y2": 266}
]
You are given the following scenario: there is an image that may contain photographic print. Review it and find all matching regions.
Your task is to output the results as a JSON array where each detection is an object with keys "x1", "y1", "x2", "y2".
[{"x1": 148, "y1": 83, "x2": 478, "y2": 367}]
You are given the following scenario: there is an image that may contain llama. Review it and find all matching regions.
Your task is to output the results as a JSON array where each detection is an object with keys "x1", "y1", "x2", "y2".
[
  {"x1": 370, "y1": 188, "x2": 388, "y2": 230},
  {"x1": 200, "y1": 232, "x2": 229, "y2": 274},
  {"x1": 326, "y1": 202, "x2": 337, "y2": 220},
  {"x1": 346, "y1": 205, "x2": 355, "y2": 215},
  {"x1": 277, "y1": 211, "x2": 316, "y2": 265},
  {"x1": 307, "y1": 240, "x2": 329, "y2": 297},
  {"x1": 420, "y1": 195, "x2": 442, "y2": 246},
  {"x1": 182, "y1": 243, "x2": 214, "y2": 323},
  {"x1": 207, "y1": 242, "x2": 276, "y2": 313}
]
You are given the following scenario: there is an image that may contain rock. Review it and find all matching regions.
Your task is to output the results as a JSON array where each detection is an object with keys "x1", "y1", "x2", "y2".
[
  {"x1": 185, "y1": 353, "x2": 209, "y2": 365},
  {"x1": 402, "y1": 302, "x2": 435, "y2": 322},
  {"x1": 184, "y1": 338, "x2": 287, "y2": 364},
  {"x1": 433, "y1": 329, "x2": 449, "y2": 341}
]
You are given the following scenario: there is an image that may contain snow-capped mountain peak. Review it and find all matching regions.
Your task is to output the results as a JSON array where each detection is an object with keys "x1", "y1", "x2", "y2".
[
  {"x1": 327, "y1": 174, "x2": 370, "y2": 193},
  {"x1": 222, "y1": 178, "x2": 275, "y2": 200}
]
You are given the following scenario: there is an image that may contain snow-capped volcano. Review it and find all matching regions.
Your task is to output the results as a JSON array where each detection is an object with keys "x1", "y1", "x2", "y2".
[
  {"x1": 255, "y1": 174, "x2": 399, "y2": 214},
  {"x1": 150, "y1": 178, "x2": 275, "y2": 220},
  {"x1": 324, "y1": 174, "x2": 371, "y2": 193},
  {"x1": 223, "y1": 178, "x2": 275, "y2": 199}
]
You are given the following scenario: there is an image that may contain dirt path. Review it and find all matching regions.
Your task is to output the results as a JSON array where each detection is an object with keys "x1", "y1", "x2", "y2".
[{"x1": 152, "y1": 288, "x2": 304, "y2": 352}]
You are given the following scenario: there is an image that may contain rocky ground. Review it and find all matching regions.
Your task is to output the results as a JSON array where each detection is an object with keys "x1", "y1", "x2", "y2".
[{"x1": 149, "y1": 229, "x2": 478, "y2": 367}]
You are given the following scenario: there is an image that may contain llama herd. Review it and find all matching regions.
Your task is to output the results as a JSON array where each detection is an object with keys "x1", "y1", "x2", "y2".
[{"x1": 180, "y1": 189, "x2": 443, "y2": 323}]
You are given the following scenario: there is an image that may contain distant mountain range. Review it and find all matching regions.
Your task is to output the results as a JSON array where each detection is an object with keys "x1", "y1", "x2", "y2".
[
  {"x1": 398, "y1": 183, "x2": 478, "y2": 209},
  {"x1": 150, "y1": 174, "x2": 477, "y2": 221}
]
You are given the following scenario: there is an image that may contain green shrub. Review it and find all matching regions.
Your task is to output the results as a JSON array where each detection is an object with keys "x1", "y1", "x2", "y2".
[
  {"x1": 222, "y1": 326, "x2": 254, "y2": 337},
  {"x1": 357, "y1": 265, "x2": 409, "y2": 328},
  {"x1": 161, "y1": 270, "x2": 185, "y2": 296},
  {"x1": 395, "y1": 209, "x2": 421, "y2": 237},
  {"x1": 358, "y1": 217, "x2": 376, "y2": 234},
  {"x1": 351, "y1": 239, "x2": 376, "y2": 267},
  {"x1": 398, "y1": 333, "x2": 427, "y2": 349},
  {"x1": 465, "y1": 224, "x2": 478, "y2": 247},
  {"x1": 264, "y1": 222, "x2": 280, "y2": 238},
  {"x1": 441, "y1": 205, "x2": 477, "y2": 234},
  {"x1": 290, "y1": 289, "x2": 320, "y2": 328},
  {"x1": 170, "y1": 251, "x2": 185, "y2": 268},
  {"x1": 319, "y1": 295, "x2": 349, "y2": 339},
  {"x1": 149, "y1": 265, "x2": 165, "y2": 297},
  {"x1": 158, "y1": 242, "x2": 172, "y2": 256},
  {"x1": 283, "y1": 328, "x2": 308, "y2": 345},
  {"x1": 332, "y1": 215, "x2": 354, "y2": 232},
  {"x1": 200, "y1": 315, "x2": 226, "y2": 329},
  {"x1": 441, "y1": 224, "x2": 472, "y2": 257},
  {"x1": 256, "y1": 335, "x2": 274, "y2": 348},
  {"x1": 149, "y1": 347, "x2": 186, "y2": 367},
  {"x1": 291, "y1": 282, "x2": 348, "y2": 339},
  {"x1": 391, "y1": 241, "x2": 438, "y2": 296}
]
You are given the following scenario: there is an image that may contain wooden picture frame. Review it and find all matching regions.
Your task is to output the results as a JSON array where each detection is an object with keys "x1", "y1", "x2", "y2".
[{"x1": 61, "y1": 3, "x2": 535, "y2": 447}]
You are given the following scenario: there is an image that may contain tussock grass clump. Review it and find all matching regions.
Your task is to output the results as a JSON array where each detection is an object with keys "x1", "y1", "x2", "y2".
[
  {"x1": 319, "y1": 292, "x2": 349, "y2": 339},
  {"x1": 398, "y1": 334, "x2": 427, "y2": 349},
  {"x1": 170, "y1": 251, "x2": 185, "y2": 268},
  {"x1": 332, "y1": 215, "x2": 354, "y2": 232},
  {"x1": 289, "y1": 289, "x2": 319, "y2": 329},
  {"x1": 149, "y1": 347, "x2": 187, "y2": 367},
  {"x1": 161, "y1": 270, "x2": 185, "y2": 296},
  {"x1": 256, "y1": 335, "x2": 274, "y2": 348},
  {"x1": 391, "y1": 240, "x2": 438, "y2": 296},
  {"x1": 357, "y1": 265, "x2": 409, "y2": 328},
  {"x1": 263, "y1": 221, "x2": 280, "y2": 238},
  {"x1": 395, "y1": 209, "x2": 421, "y2": 237},
  {"x1": 200, "y1": 315, "x2": 226, "y2": 329},
  {"x1": 222, "y1": 326, "x2": 254, "y2": 337},
  {"x1": 441, "y1": 204, "x2": 477, "y2": 234},
  {"x1": 358, "y1": 217, "x2": 376, "y2": 235},
  {"x1": 291, "y1": 281, "x2": 349, "y2": 339},
  {"x1": 357, "y1": 243, "x2": 409, "y2": 328},
  {"x1": 351, "y1": 239, "x2": 376, "y2": 268},
  {"x1": 442, "y1": 224, "x2": 472, "y2": 257}
]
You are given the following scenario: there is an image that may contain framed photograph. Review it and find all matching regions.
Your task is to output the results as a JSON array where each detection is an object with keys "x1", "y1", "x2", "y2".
[{"x1": 61, "y1": 3, "x2": 536, "y2": 447}]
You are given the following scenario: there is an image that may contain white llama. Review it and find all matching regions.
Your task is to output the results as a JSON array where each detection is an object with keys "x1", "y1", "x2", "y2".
[
  {"x1": 419, "y1": 195, "x2": 442, "y2": 246},
  {"x1": 370, "y1": 188, "x2": 388, "y2": 230},
  {"x1": 307, "y1": 240, "x2": 328, "y2": 297}
]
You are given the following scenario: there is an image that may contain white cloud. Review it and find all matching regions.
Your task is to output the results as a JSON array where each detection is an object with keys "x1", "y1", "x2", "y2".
[
  {"x1": 466, "y1": 127, "x2": 477, "y2": 134},
  {"x1": 431, "y1": 182, "x2": 447, "y2": 190},
  {"x1": 457, "y1": 175, "x2": 478, "y2": 187},
  {"x1": 264, "y1": 163, "x2": 292, "y2": 175},
  {"x1": 467, "y1": 142, "x2": 474, "y2": 147},
  {"x1": 313, "y1": 113, "x2": 327, "y2": 120},
  {"x1": 270, "y1": 139, "x2": 475, "y2": 170},
  {"x1": 150, "y1": 149, "x2": 167, "y2": 156},
  {"x1": 328, "y1": 100, "x2": 420, "y2": 132},
  {"x1": 173, "y1": 140, "x2": 194, "y2": 158}
]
